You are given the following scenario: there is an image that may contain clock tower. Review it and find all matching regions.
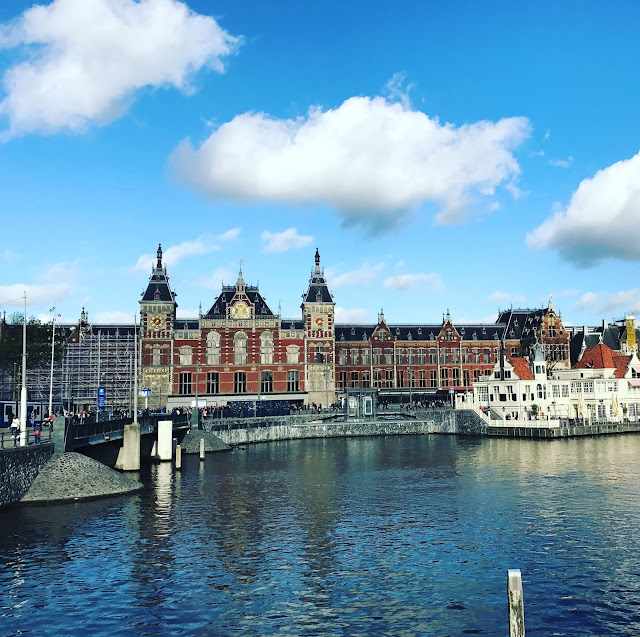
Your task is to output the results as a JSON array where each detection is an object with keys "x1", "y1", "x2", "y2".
[
  {"x1": 140, "y1": 244, "x2": 177, "y2": 409},
  {"x1": 302, "y1": 248, "x2": 336, "y2": 407}
]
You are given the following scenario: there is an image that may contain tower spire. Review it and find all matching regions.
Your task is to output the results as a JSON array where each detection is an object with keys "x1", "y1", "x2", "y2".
[
  {"x1": 315, "y1": 247, "x2": 320, "y2": 273},
  {"x1": 156, "y1": 244, "x2": 163, "y2": 270}
]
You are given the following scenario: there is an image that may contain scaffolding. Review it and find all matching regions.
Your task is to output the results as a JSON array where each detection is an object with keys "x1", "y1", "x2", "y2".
[{"x1": 27, "y1": 324, "x2": 137, "y2": 412}]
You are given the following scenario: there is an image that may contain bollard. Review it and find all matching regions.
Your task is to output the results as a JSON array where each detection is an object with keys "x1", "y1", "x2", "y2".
[
  {"x1": 199, "y1": 437, "x2": 205, "y2": 460},
  {"x1": 507, "y1": 569, "x2": 525, "y2": 637},
  {"x1": 175, "y1": 444, "x2": 182, "y2": 470}
]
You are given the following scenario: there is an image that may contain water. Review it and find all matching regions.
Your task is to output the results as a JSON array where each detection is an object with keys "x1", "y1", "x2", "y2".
[{"x1": 2, "y1": 434, "x2": 640, "y2": 636}]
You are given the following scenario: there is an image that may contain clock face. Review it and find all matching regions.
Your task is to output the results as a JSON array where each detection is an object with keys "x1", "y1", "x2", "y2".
[
  {"x1": 314, "y1": 316, "x2": 325, "y2": 328},
  {"x1": 150, "y1": 315, "x2": 163, "y2": 330},
  {"x1": 231, "y1": 301, "x2": 250, "y2": 319}
]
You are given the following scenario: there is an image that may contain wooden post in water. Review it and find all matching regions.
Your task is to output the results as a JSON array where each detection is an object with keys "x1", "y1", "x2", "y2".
[
  {"x1": 175, "y1": 444, "x2": 182, "y2": 470},
  {"x1": 199, "y1": 438, "x2": 205, "y2": 460},
  {"x1": 507, "y1": 569, "x2": 525, "y2": 637}
]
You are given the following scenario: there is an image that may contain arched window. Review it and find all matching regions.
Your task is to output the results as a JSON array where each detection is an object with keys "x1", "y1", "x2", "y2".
[
  {"x1": 206, "y1": 331, "x2": 221, "y2": 365},
  {"x1": 286, "y1": 345, "x2": 300, "y2": 364},
  {"x1": 260, "y1": 331, "x2": 274, "y2": 364},
  {"x1": 537, "y1": 383, "x2": 543, "y2": 399},
  {"x1": 234, "y1": 332, "x2": 248, "y2": 365}
]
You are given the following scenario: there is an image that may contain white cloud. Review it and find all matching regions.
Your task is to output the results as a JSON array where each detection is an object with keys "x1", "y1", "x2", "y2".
[
  {"x1": 335, "y1": 307, "x2": 370, "y2": 323},
  {"x1": 197, "y1": 266, "x2": 235, "y2": 291},
  {"x1": 92, "y1": 310, "x2": 137, "y2": 324},
  {"x1": 0, "y1": 0, "x2": 241, "y2": 137},
  {"x1": 576, "y1": 289, "x2": 640, "y2": 316},
  {"x1": 549, "y1": 156, "x2": 573, "y2": 168},
  {"x1": 134, "y1": 231, "x2": 236, "y2": 271},
  {"x1": 176, "y1": 307, "x2": 199, "y2": 319},
  {"x1": 326, "y1": 262, "x2": 385, "y2": 289},
  {"x1": 527, "y1": 151, "x2": 640, "y2": 265},
  {"x1": 383, "y1": 272, "x2": 444, "y2": 291},
  {"x1": 530, "y1": 150, "x2": 545, "y2": 157},
  {"x1": 0, "y1": 282, "x2": 72, "y2": 306},
  {"x1": 261, "y1": 228, "x2": 313, "y2": 253},
  {"x1": 488, "y1": 290, "x2": 525, "y2": 305},
  {"x1": 171, "y1": 93, "x2": 530, "y2": 234}
]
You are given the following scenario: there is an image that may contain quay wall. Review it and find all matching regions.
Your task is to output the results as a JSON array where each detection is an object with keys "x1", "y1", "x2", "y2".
[
  {"x1": 210, "y1": 409, "x2": 487, "y2": 446},
  {"x1": 0, "y1": 444, "x2": 54, "y2": 507}
]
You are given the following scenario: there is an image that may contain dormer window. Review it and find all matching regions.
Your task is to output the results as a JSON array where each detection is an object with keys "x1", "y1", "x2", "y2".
[
  {"x1": 417, "y1": 327, "x2": 422, "y2": 335},
  {"x1": 351, "y1": 327, "x2": 355, "y2": 336},
  {"x1": 154, "y1": 288, "x2": 161, "y2": 301},
  {"x1": 482, "y1": 327, "x2": 486, "y2": 334}
]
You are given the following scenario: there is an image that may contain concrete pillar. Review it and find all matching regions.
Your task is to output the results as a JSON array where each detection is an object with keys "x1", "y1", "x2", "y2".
[
  {"x1": 199, "y1": 437, "x2": 205, "y2": 460},
  {"x1": 175, "y1": 444, "x2": 182, "y2": 470},
  {"x1": 116, "y1": 423, "x2": 140, "y2": 471},
  {"x1": 157, "y1": 420, "x2": 173, "y2": 461}
]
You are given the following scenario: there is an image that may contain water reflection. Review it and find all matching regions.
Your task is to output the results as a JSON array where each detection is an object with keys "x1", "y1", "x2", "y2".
[{"x1": 1, "y1": 434, "x2": 640, "y2": 635}]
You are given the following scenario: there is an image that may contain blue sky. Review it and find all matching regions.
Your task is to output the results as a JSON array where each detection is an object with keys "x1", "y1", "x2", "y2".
[{"x1": 1, "y1": 0, "x2": 639, "y2": 328}]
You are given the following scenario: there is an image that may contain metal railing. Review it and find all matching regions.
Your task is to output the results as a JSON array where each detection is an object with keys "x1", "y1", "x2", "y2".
[{"x1": 0, "y1": 427, "x2": 53, "y2": 450}]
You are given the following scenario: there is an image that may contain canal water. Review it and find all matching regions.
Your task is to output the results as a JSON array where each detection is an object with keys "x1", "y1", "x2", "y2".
[{"x1": 2, "y1": 434, "x2": 640, "y2": 636}]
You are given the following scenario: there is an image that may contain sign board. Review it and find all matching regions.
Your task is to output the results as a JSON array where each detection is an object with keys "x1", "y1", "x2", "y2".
[
  {"x1": 98, "y1": 386, "x2": 106, "y2": 408},
  {"x1": 449, "y1": 388, "x2": 454, "y2": 394},
  {"x1": 142, "y1": 389, "x2": 151, "y2": 397}
]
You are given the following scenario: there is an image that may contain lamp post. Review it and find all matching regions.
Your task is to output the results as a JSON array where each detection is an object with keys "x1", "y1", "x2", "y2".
[
  {"x1": 48, "y1": 302, "x2": 60, "y2": 422},
  {"x1": 408, "y1": 366, "x2": 412, "y2": 409},
  {"x1": 20, "y1": 293, "x2": 27, "y2": 446}
]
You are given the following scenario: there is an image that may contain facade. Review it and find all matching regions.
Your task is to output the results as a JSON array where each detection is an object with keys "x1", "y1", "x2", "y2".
[{"x1": 464, "y1": 341, "x2": 640, "y2": 423}]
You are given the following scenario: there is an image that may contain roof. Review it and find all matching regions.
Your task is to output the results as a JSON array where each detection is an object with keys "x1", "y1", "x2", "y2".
[
  {"x1": 302, "y1": 248, "x2": 333, "y2": 304},
  {"x1": 204, "y1": 285, "x2": 274, "y2": 318},
  {"x1": 141, "y1": 245, "x2": 176, "y2": 304},
  {"x1": 613, "y1": 355, "x2": 632, "y2": 379},
  {"x1": 335, "y1": 323, "x2": 507, "y2": 343},
  {"x1": 574, "y1": 343, "x2": 618, "y2": 371},
  {"x1": 508, "y1": 356, "x2": 534, "y2": 381}
]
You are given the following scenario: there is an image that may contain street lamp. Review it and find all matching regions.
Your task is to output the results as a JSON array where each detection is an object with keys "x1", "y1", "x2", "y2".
[
  {"x1": 20, "y1": 292, "x2": 27, "y2": 446},
  {"x1": 408, "y1": 366, "x2": 412, "y2": 409},
  {"x1": 48, "y1": 303, "x2": 60, "y2": 422}
]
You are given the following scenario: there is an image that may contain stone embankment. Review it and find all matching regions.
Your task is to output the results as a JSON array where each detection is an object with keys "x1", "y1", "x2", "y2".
[
  {"x1": 0, "y1": 443, "x2": 54, "y2": 507},
  {"x1": 20, "y1": 452, "x2": 143, "y2": 505},
  {"x1": 180, "y1": 430, "x2": 231, "y2": 454}
]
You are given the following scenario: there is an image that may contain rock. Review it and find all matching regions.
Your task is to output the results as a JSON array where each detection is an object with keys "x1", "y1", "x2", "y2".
[
  {"x1": 20, "y1": 453, "x2": 143, "y2": 505},
  {"x1": 179, "y1": 430, "x2": 231, "y2": 454}
]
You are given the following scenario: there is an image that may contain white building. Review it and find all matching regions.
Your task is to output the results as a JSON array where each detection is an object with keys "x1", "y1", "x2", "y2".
[{"x1": 459, "y1": 342, "x2": 640, "y2": 425}]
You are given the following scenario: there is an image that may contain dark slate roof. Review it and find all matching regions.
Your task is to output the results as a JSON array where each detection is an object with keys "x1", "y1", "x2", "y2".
[
  {"x1": 174, "y1": 319, "x2": 200, "y2": 331},
  {"x1": 141, "y1": 245, "x2": 176, "y2": 304},
  {"x1": 335, "y1": 323, "x2": 507, "y2": 343},
  {"x1": 302, "y1": 249, "x2": 333, "y2": 304},
  {"x1": 496, "y1": 308, "x2": 546, "y2": 340},
  {"x1": 281, "y1": 319, "x2": 305, "y2": 330},
  {"x1": 205, "y1": 285, "x2": 274, "y2": 318}
]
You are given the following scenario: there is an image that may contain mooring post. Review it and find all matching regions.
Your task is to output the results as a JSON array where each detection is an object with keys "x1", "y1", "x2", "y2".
[
  {"x1": 175, "y1": 444, "x2": 182, "y2": 470},
  {"x1": 199, "y1": 437, "x2": 205, "y2": 460},
  {"x1": 507, "y1": 569, "x2": 525, "y2": 637}
]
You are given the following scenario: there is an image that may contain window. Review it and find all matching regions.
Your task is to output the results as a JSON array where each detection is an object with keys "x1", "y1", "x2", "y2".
[
  {"x1": 179, "y1": 372, "x2": 192, "y2": 394},
  {"x1": 206, "y1": 331, "x2": 221, "y2": 365},
  {"x1": 179, "y1": 345, "x2": 193, "y2": 365},
  {"x1": 552, "y1": 384, "x2": 560, "y2": 398},
  {"x1": 206, "y1": 372, "x2": 219, "y2": 394},
  {"x1": 441, "y1": 368, "x2": 449, "y2": 384},
  {"x1": 286, "y1": 345, "x2": 300, "y2": 364},
  {"x1": 339, "y1": 371, "x2": 347, "y2": 389},
  {"x1": 463, "y1": 370, "x2": 470, "y2": 387},
  {"x1": 233, "y1": 332, "x2": 248, "y2": 365},
  {"x1": 260, "y1": 371, "x2": 273, "y2": 393},
  {"x1": 419, "y1": 370, "x2": 427, "y2": 388},
  {"x1": 537, "y1": 383, "x2": 543, "y2": 399},
  {"x1": 315, "y1": 345, "x2": 325, "y2": 363},
  {"x1": 362, "y1": 349, "x2": 371, "y2": 365},
  {"x1": 452, "y1": 368, "x2": 460, "y2": 386},
  {"x1": 397, "y1": 370, "x2": 405, "y2": 387},
  {"x1": 440, "y1": 350, "x2": 447, "y2": 365},
  {"x1": 483, "y1": 348, "x2": 491, "y2": 364},
  {"x1": 473, "y1": 349, "x2": 480, "y2": 364},
  {"x1": 511, "y1": 347, "x2": 518, "y2": 357},
  {"x1": 429, "y1": 349, "x2": 437, "y2": 365},
  {"x1": 407, "y1": 349, "x2": 415, "y2": 365},
  {"x1": 351, "y1": 371, "x2": 359, "y2": 388},
  {"x1": 385, "y1": 369, "x2": 394, "y2": 387},
  {"x1": 584, "y1": 381, "x2": 594, "y2": 393},
  {"x1": 260, "y1": 331, "x2": 274, "y2": 364},
  {"x1": 362, "y1": 371, "x2": 371, "y2": 388},
  {"x1": 339, "y1": 349, "x2": 347, "y2": 365},
  {"x1": 408, "y1": 369, "x2": 415, "y2": 388},
  {"x1": 418, "y1": 348, "x2": 426, "y2": 364},
  {"x1": 350, "y1": 349, "x2": 359, "y2": 365},
  {"x1": 287, "y1": 370, "x2": 299, "y2": 392},
  {"x1": 374, "y1": 369, "x2": 382, "y2": 388},
  {"x1": 384, "y1": 348, "x2": 393, "y2": 365},
  {"x1": 396, "y1": 349, "x2": 404, "y2": 365},
  {"x1": 373, "y1": 348, "x2": 382, "y2": 364},
  {"x1": 152, "y1": 346, "x2": 161, "y2": 366},
  {"x1": 234, "y1": 371, "x2": 247, "y2": 393},
  {"x1": 461, "y1": 348, "x2": 469, "y2": 364},
  {"x1": 430, "y1": 370, "x2": 437, "y2": 388},
  {"x1": 562, "y1": 385, "x2": 569, "y2": 397},
  {"x1": 451, "y1": 349, "x2": 460, "y2": 364},
  {"x1": 473, "y1": 369, "x2": 481, "y2": 382}
]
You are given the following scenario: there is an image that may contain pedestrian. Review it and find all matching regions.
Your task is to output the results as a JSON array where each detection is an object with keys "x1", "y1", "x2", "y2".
[
  {"x1": 34, "y1": 425, "x2": 41, "y2": 444},
  {"x1": 8, "y1": 410, "x2": 17, "y2": 442}
]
